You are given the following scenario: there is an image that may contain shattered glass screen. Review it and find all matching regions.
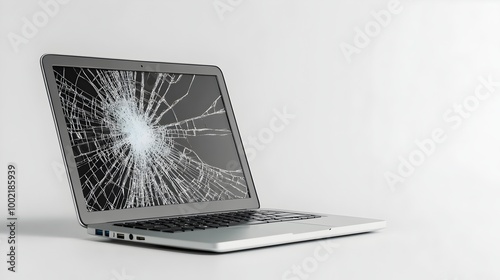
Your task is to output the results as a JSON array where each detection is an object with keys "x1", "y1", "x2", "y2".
[{"x1": 53, "y1": 66, "x2": 249, "y2": 212}]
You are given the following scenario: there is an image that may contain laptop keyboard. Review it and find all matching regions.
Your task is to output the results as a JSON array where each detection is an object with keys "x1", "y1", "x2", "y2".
[{"x1": 113, "y1": 210, "x2": 321, "y2": 233}]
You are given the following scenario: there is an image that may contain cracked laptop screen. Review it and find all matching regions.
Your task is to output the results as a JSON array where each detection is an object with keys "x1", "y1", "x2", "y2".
[{"x1": 53, "y1": 67, "x2": 249, "y2": 212}]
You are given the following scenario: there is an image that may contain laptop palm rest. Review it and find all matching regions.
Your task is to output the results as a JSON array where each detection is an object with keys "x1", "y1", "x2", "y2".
[{"x1": 159, "y1": 223, "x2": 329, "y2": 242}]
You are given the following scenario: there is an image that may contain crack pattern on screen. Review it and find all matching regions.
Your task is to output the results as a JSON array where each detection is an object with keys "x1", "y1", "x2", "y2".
[{"x1": 54, "y1": 68, "x2": 249, "y2": 211}]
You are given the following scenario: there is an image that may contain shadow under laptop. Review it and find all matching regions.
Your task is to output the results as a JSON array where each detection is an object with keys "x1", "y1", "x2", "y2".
[
  {"x1": 93, "y1": 231, "x2": 379, "y2": 255},
  {"x1": 92, "y1": 238, "x2": 218, "y2": 255}
]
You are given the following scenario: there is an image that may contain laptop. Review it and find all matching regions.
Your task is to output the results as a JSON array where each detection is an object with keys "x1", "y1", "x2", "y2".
[{"x1": 40, "y1": 54, "x2": 386, "y2": 252}]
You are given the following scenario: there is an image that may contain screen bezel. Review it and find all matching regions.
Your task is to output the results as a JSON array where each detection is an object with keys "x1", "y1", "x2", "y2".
[{"x1": 41, "y1": 54, "x2": 260, "y2": 226}]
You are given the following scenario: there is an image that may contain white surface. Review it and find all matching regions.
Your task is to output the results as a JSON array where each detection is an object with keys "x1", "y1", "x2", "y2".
[{"x1": 1, "y1": 0, "x2": 500, "y2": 279}]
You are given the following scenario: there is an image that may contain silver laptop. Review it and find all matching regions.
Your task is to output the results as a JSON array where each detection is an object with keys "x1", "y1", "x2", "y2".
[{"x1": 40, "y1": 54, "x2": 386, "y2": 252}]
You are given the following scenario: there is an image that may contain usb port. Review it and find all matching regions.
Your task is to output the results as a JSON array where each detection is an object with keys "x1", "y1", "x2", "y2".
[
  {"x1": 136, "y1": 236, "x2": 145, "y2": 241},
  {"x1": 104, "y1": 230, "x2": 110, "y2": 237},
  {"x1": 95, "y1": 229, "x2": 103, "y2": 236},
  {"x1": 117, "y1": 233, "x2": 124, "y2": 239}
]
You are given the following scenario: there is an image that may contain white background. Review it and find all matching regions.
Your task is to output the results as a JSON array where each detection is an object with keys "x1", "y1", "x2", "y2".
[{"x1": 1, "y1": 0, "x2": 500, "y2": 279}]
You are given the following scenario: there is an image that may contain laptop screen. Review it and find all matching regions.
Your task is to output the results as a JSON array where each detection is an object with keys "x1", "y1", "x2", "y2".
[{"x1": 52, "y1": 66, "x2": 250, "y2": 212}]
